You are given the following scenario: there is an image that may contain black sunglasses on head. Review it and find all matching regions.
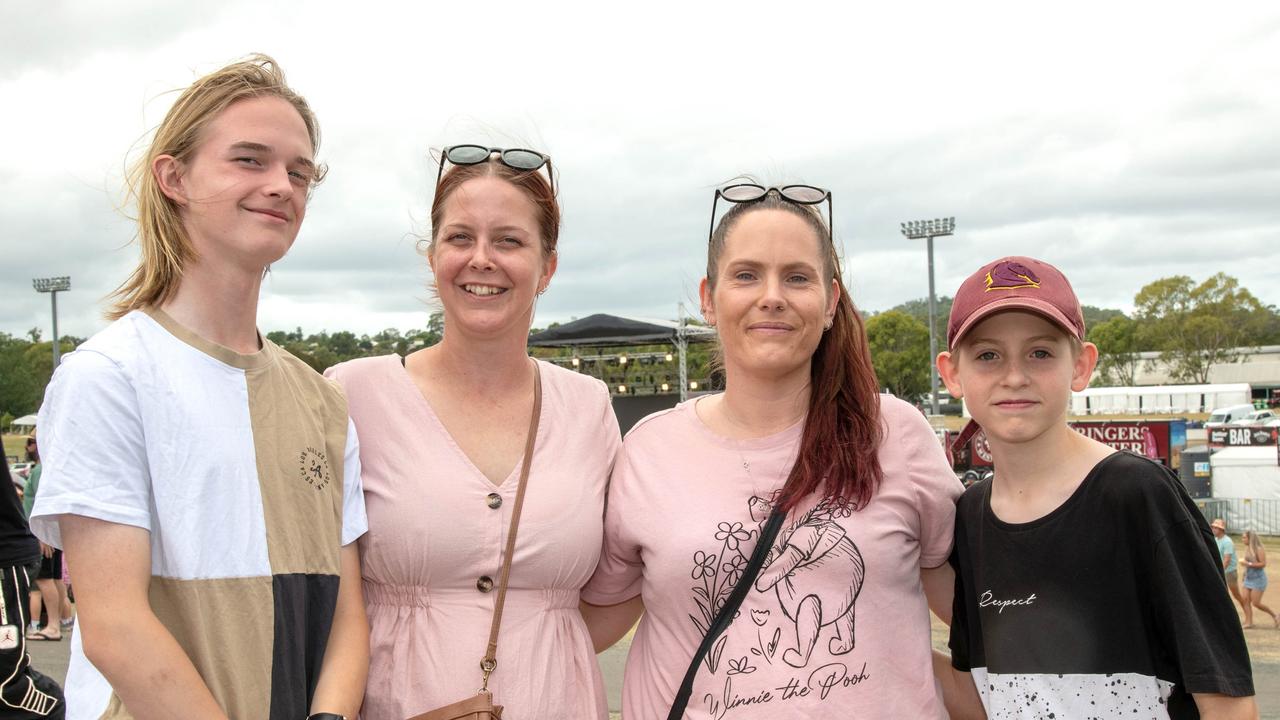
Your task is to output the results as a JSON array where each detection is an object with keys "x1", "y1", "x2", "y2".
[
  {"x1": 709, "y1": 183, "x2": 833, "y2": 245},
  {"x1": 435, "y1": 144, "x2": 555, "y2": 195}
]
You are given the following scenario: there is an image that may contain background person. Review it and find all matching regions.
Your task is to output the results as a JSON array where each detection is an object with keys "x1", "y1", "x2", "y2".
[
  {"x1": 1240, "y1": 529, "x2": 1276, "y2": 629},
  {"x1": 325, "y1": 145, "x2": 620, "y2": 719},
  {"x1": 581, "y1": 183, "x2": 965, "y2": 718},
  {"x1": 1211, "y1": 518, "x2": 1247, "y2": 618},
  {"x1": 21, "y1": 433, "x2": 66, "y2": 642},
  {"x1": 30, "y1": 55, "x2": 368, "y2": 720},
  {"x1": 0, "y1": 455, "x2": 65, "y2": 717}
]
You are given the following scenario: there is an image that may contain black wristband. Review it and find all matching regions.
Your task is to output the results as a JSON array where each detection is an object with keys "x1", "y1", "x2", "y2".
[{"x1": 307, "y1": 714, "x2": 345, "y2": 720}]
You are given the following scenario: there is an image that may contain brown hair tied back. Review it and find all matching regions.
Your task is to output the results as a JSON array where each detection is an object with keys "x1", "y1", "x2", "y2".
[
  {"x1": 428, "y1": 160, "x2": 560, "y2": 261},
  {"x1": 707, "y1": 194, "x2": 884, "y2": 514}
]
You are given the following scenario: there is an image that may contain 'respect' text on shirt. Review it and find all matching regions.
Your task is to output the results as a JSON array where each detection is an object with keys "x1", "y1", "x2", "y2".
[{"x1": 978, "y1": 590, "x2": 1038, "y2": 614}]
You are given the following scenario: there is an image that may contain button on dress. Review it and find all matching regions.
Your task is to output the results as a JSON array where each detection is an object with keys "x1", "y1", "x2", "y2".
[{"x1": 326, "y1": 355, "x2": 620, "y2": 719}]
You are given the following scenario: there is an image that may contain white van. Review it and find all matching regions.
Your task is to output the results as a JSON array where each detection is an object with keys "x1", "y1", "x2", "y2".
[
  {"x1": 1206, "y1": 404, "x2": 1257, "y2": 428},
  {"x1": 1231, "y1": 409, "x2": 1277, "y2": 425}
]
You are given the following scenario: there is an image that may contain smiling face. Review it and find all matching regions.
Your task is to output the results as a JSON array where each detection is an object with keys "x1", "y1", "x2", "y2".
[
  {"x1": 429, "y1": 175, "x2": 556, "y2": 341},
  {"x1": 937, "y1": 310, "x2": 1097, "y2": 448},
  {"x1": 701, "y1": 208, "x2": 837, "y2": 382},
  {"x1": 155, "y1": 95, "x2": 315, "y2": 274}
]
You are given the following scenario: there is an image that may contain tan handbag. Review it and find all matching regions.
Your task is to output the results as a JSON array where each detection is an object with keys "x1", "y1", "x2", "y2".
[{"x1": 407, "y1": 362, "x2": 542, "y2": 720}]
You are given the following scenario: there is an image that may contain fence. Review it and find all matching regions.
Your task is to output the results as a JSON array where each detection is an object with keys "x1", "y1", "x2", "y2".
[{"x1": 1194, "y1": 498, "x2": 1280, "y2": 536}]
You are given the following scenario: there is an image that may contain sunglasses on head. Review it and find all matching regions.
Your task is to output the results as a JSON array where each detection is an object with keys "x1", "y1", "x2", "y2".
[
  {"x1": 709, "y1": 183, "x2": 833, "y2": 245},
  {"x1": 435, "y1": 144, "x2": 555, "y2": 194}
]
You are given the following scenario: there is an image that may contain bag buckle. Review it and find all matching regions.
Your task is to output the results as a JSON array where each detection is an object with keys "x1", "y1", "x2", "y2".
[{"x1": 479, "y1": 658, "x2": 497, "y2": 691}]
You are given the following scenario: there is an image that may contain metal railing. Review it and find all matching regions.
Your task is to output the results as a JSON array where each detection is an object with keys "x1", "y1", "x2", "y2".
[{"x1": 1194, "y1": 498, "x2": 1280, "y2": 536}]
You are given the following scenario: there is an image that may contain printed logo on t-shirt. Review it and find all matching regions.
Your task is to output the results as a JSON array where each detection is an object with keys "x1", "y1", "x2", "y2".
[
  {"x1": 688, "y1": 494, "x2": 869, "y2": 714},
  {"x1": 298, "y1": 446, "x2": 332, "y2": 491},
  {"x1": 978, "y1": 590, "x2": 1037, "y2": 614}
]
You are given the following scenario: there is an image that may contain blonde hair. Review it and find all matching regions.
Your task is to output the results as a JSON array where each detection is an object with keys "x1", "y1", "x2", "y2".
[
  {"x1": 107, "y1": 54, "x2": 326, "y2": 319},
  {"x1": 1245, "y1": 530, "x2": 1264, "y2": 563}
]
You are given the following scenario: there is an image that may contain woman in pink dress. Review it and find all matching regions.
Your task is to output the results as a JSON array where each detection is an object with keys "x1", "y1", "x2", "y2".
[
  {"x1": 581, "y1": 184, "x2": 968, "y2": 718},
  {"x1": 327, "y1": 146, "x2": 619, "y2": 719}
]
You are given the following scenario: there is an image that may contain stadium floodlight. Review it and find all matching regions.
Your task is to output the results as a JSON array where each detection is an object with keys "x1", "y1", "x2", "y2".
[
  {"x1": 32, "y1": 276, "x2": 71, "y2": 369},
  {"x1": 899, "y1": 219, "x2": 956, "y2": 416}
]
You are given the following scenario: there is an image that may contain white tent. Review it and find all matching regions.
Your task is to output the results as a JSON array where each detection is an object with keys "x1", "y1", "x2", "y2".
[
  {"x1": 9, "y1": 414, "x2": 37, "y2": 432},
  {"x1": 1211, "y1": 447, "x2": 1280, "y2": 533},
  {"x1": 1071, "y1": 383, "x2": 1252, "y2": 415}
]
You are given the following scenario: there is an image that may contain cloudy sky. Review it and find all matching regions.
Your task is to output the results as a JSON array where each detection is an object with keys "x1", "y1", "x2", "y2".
[{"x1": 2, "y1": 1, "x2": 1278, "y2": 342}]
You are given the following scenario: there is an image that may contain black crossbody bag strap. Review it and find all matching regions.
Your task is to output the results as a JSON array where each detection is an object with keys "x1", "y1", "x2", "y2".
[{"x1": 667, "y1": 507, "x2": 786, "y2": 720}]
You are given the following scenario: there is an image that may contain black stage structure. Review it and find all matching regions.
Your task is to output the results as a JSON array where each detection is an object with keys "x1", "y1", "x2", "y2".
[{"x1": 528, "y1": 313, "x2": 716, "y2": 433}]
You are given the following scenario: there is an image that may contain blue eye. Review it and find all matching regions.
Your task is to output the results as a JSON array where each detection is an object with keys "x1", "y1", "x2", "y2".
[
  {"x1": 1031, "y1": 349, "x2": 1053, "y2": 359},
  {"x1": 976, "y1": 350, "x2": 997, "y2": 361}
]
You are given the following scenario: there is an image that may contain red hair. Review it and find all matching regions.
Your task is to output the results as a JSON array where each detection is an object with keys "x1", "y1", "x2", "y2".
[{"x1": 708, "y1": 197, "x2": 884, "y2": 513}]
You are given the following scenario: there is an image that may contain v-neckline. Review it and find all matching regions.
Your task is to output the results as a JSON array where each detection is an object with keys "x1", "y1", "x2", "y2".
[{"x1": 391, "y1": 354, "x2": 540, "y2": 490}]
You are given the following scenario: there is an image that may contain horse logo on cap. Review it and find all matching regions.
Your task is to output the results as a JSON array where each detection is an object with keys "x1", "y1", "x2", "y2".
[{"x1": 985, "y1": 260, "x2": 1040, "y2": 291}]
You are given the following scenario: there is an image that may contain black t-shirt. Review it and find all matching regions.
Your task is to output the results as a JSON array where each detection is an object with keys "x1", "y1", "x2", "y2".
[
  {"x1": 0, "y1": 465, "x2": 39, "y2": 567},
  {"x1": 949, "y1": 451, "x2": 1253, "y2": 718}
]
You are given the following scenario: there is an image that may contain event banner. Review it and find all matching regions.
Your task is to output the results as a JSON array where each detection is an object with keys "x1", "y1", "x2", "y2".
[{"x1": 1208, "y1": 426, "x2": 1280, "y2": 448}]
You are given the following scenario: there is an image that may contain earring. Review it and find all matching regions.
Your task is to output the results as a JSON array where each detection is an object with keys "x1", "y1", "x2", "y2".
[{"x1": 823, "y1": 320, "x2": 833, "y2": 331}]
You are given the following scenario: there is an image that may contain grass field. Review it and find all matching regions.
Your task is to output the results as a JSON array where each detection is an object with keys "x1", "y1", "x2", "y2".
[{"x1": 2, "y1": 433, "x2": 29, "y2": 465}]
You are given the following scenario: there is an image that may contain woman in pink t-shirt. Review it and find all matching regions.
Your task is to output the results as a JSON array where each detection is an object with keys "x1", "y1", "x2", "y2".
[
  {"x1": 327, "y1": 147, "x2": 619, "y2": 719},
  {"x1": 581, "y1": 184, "x2": 964, "y2": 718}
]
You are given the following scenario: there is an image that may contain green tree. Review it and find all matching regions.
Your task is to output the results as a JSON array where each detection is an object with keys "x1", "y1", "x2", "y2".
[
  {"x1": 1082, "y1": 305, "x2": 1125, "y2": 329},
  {"x1": 1087, "y1": 315, "x2": 1141, "y2": 386},
  {"x1": 890, "y1": 296, "x2": 952, "y2": 348},
  {"x1": 326, "y1": 331, "x2": 360, "y2": 358},
  {"x1": 0, "y1": 333, "x2": 79, "y2": 419},
  {"x1": 1133, "y1": 273, "x2": 1274, "y2": 383},
  {"x1": 865, "y1": 310, "x2": 930, "y2": 401}
]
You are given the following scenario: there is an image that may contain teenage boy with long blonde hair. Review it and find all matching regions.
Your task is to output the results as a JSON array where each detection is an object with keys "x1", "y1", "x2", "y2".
[
  {"x1": 936, "y1": 256, "x2": 1255, "y2": 719},
  {"x1": 31, "y1": 55, "x2": 367, "y2": 720}
]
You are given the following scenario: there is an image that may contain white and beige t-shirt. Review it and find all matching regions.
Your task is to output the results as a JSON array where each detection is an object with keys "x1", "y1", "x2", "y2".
[{"x1": 32, "y1": 308, "x2": 367, "y2": 720}]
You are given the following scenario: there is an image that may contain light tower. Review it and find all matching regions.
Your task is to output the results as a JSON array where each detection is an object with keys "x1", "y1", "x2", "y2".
[
  {"x1": 899, "y1": 218, "x2": 954, "y2": 415},
  {"x1": 32, "y1": 276, "x2": 71, "y2": 369}
]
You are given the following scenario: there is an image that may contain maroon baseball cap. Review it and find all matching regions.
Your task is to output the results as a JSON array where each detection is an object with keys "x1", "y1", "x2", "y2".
[{"x1": 947, "y1": 256, "x2": 1085, "y2": 349}]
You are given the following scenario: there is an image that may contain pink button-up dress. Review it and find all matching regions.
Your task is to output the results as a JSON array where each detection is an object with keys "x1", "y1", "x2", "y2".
[{"x1": 326, "y1": 355, "x2": 620, "y2": 719}]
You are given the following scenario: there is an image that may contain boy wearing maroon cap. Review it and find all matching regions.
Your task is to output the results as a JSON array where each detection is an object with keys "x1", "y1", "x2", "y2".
[{"x1": 935, "y1": 257, "x2": 1255, "y2": 719}]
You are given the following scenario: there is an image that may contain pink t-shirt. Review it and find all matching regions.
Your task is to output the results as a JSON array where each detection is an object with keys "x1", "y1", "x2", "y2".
[{"x1": 582, "y1": 394, "x2": 960, "y2": 719}]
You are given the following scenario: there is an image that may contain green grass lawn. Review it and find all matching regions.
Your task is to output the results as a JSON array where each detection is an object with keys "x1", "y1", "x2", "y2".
[{"x1": 2, "y1": 433, "x2": 30, "y2": 464}]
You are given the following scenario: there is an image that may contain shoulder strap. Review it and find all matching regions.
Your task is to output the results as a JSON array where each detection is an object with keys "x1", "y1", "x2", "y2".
[
  {"x1": 479, "y1": 360, "x2": 542, "y2": 689},
  {"x1": 667, "y1": 507, "x2": 786, "y2": 720}
]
